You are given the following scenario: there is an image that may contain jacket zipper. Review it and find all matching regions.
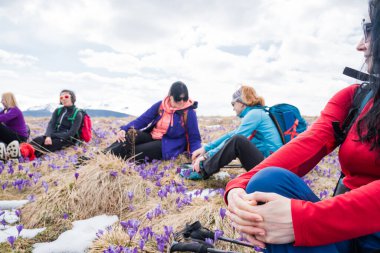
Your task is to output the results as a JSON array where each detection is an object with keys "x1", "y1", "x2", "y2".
[{"x1": 57, "y1": 109, "x2": 67, "y2": 130}]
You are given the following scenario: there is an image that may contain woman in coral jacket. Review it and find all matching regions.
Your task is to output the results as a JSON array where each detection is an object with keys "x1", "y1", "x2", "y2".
[
  {"x1": 224, "y1": 1, "x2": 380, "y2": 252},
  {"x1": 105, "y1": 81, "x2": 201, "y2": 162}
]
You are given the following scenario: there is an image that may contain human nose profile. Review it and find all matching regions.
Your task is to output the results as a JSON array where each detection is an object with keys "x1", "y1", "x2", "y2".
[{"x1": 356, "y1": 37, "x2": 367, "y2": 52}]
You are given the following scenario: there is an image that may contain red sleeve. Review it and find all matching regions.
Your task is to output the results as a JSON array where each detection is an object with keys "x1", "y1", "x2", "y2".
[
  {"x1": 224, "y1": 84, "x2": 358, "y2": 203},
  {"x1": 292, "y1": 180, "x2": 380, "y2": 246}
]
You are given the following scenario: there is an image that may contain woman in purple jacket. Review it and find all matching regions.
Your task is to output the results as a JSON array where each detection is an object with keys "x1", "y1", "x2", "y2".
[
  {"x1": 0, "y1": 92, "x2": 29, "y2": 161},
  {"x1": 105, "y1": 81, "x2": 202, "y2": 162}
]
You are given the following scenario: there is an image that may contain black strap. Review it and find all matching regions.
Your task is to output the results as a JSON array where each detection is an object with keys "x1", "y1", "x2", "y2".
[{"x1": 333, "y1": 83, "x2": 373, "y2": 146}]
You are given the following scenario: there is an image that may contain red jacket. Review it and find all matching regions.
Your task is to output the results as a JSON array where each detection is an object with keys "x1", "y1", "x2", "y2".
[{"x1": 225, "y1": 84, "x2": 380, "y2": 246}]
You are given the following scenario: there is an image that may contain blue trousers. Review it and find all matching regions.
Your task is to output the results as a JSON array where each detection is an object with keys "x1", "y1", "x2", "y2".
[{"x1": 245, "y1": 167, "x2": 380, "y2": 253}]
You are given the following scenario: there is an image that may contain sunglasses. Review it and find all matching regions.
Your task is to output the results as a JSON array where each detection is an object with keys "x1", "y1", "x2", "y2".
[
  {"x1": 60, "y1": 95, "x2": 70, "y2": 100},
  {"x1": 173, "y1": 96, "x2": 188, "y2": 102},
  {"x1": 362, "y1": 19, "x2": 372, "y2": 42}
]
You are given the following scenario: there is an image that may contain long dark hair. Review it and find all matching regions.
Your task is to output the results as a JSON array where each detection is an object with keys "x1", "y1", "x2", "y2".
[{"x1": 356, "y1": 0, "x2": 380, "y2": 150}]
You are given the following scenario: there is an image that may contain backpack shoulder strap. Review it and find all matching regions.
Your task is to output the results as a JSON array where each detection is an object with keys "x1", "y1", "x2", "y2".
[
  {"x1": 68, "y1": 107, "x2": 80, "y2": 122},
  {"x1": 333, "y1": 84, "x2": 373, "y2": 145}
]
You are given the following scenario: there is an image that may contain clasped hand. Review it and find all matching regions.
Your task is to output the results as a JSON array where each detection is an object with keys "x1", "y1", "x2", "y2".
[{"x1": 226, "y1": 188, "x2": 294, "y2": 249}]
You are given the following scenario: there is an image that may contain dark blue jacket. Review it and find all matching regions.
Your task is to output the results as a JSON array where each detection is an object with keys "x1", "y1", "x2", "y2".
[{"x1": 121, "y1": 101, "x2": 201, "y2": 160}]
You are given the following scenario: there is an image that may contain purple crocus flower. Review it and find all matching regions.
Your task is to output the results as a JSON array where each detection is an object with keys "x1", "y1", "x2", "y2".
[
  {"x1": 110, "y1": 171, "x2": 118, "y2": 177},
  {"x1": 205, "y1": 238, "x2": 214, "y2": 245},
  {"x1": 15, "y1": 209, "x2": 21, "y2": 217},
  {"x1": 74, "y1": 172, "x2": 79, "y2": 180},
  {"x1": 219, "y1": 208, "x2": 226, "y2": 220},
  {"x1": 42, "y1": 181, "x2": 48, "y2": 193},
  {"x1": 63, "y1": 213, "x2": 69, "y2": 219},
  {"x1": 127, "y1": 191, "x2": 134, "y2": 201},
  {"x1": 7, "y1": 236, "x2": 16, "y2": 248},
  {"x1": 16, "y1": 224, "x2": 23, "y2": 235},
  {"x1": 2, "y1": 181, "x2": 8, "y2": 190},
  {"x1": 214, "y1": 229, "x2": 224, "y2": 242},
  {"x1": 145, "y1": 188, "x2": 151, "y2": 196},
  {"x1": 96, "y1": 229, "x2": 104, "y2": 239},
  {"x1": 27, "y1": 194, "x2": 36, "y2": 202},
  {"x1": 139, "y1": 239, "x2": 145, "y2": 250},
  {"x1": 146, "y1": 211, "x2": 153, "y2": 221}
]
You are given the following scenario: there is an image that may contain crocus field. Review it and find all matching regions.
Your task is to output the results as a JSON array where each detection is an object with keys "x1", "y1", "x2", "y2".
[{"x1": 0, "y1": 115, "x2": 341, "y2": 253}]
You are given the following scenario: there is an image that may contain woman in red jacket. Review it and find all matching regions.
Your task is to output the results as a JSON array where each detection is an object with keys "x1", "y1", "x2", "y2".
[{"x1": 224, "y1": 1, "x2": 380, "y2": 252}]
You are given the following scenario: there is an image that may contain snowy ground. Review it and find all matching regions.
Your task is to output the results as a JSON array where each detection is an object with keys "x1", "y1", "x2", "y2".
[{"x1": 0, "y1": 200, "x2": 118, "y2": 252}]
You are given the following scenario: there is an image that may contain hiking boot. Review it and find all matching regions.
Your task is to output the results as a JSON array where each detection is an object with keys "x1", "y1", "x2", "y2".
[
  {"x1": 6, "y1": 140, "x2": 20, "y2": 163},
  {"x1": 0, "y1": 142, "x2": 6, "y2": 161}
]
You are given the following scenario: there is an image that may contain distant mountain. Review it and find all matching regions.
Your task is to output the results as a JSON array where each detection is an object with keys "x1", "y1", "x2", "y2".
[{"x1": 23, "y1": 105, "x2": 130, "y2": 118}]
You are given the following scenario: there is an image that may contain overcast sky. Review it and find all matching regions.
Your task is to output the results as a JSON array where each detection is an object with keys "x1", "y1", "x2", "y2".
[{"x1": 0, "y1": 0, "x2": 369, "y2": 116}]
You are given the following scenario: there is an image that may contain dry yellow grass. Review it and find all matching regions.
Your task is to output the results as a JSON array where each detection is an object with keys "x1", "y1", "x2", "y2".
[{"x1": 0, "y1": 116, "x2": 340, "y2": 252}]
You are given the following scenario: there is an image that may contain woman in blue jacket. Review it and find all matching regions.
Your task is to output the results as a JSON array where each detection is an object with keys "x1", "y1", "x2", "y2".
[
  {"x1": 191, "y1": 85, "x2": 283, "y2": 179},
  {"x1": 106, "y1": 81, "x2": 201, "y2": 162}
]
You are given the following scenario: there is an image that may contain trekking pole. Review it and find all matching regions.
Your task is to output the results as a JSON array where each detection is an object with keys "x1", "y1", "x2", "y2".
[
  {"x1": 217, "y1": 237, "x2": 253, "y2": 248},
  {"x1": 207, "y1": 249, "x2": 241, "y2": 253},
  {"x1": 29, "y1": 140, "x2": 55, "y2": 154},
  {"x1": 222, "y1": 164, "x2": 243, "y2": 169}
]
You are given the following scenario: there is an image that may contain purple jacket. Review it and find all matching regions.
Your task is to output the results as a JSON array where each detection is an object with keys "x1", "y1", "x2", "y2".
[
  {"x1": 121, "y1": 101, "x2": 202, "y2": 160},
  {"x1": 0, "y1": 107, "x2": 28, "y2": 137}
]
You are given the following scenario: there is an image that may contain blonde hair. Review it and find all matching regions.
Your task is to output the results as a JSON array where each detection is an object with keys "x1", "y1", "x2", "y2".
[
  {"x1": 1, "y1": 92, "x2": 18, "y2": 108},
  {"x1": 240, "y1": 85, "x2": 265, "y2": 106}
]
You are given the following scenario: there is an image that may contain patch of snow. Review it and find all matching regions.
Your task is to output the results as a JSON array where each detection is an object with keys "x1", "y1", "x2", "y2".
[
  {"x1": 1, "y1": 210, "x2": 19, "y2": 225},
  {"x1": 186, "y1": 188, "x2": 218, "y2": 198},
  {"x1": 0, "y1": 200, "x2": 28, "y2": 210},
  {"x1": 0, "y1": 226, "x2": 46, "y2": 242},
  {"x1": 27, "y1": 103, "x2": 57, "y2": 112},
  {"x1": 212, "y1": 171, "x2": 230, "y2": 180},
  {"x1": 33, "y1": 214, "x2": 118, "y2": 253}
]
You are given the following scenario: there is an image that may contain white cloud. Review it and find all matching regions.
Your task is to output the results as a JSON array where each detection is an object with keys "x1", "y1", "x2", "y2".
[
  {"x1": 0, "y1": 0, "x2": 370, "y2": 117},
  {"x1": 0, "y1": 49, "x2": 38, "y2": 67}
]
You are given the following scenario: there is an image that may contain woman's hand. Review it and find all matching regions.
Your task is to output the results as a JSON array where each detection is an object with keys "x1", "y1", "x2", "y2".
[
  {"x1": 226, "y1": 188, "x2": 266, "y2": 248},
  {"x1": 191, "y1": 147, "x2": 205, "y2": 160},
  {"x1": 44, "y1": 137, "x2": 52, "y2": 145},
  {"x1": 116, "y1": 130, "x2": 126, "y2": 142},
  {"x1": 230, "y1": 191, "x2": 294, "y2": 245},
  {"x1": 192, "y1": 155, "x2": 205, "y2": 172}
]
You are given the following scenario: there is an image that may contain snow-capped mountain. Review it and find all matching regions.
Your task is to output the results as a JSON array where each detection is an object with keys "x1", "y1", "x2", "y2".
[{"x1": 23, "y1": 104, "x2": 131, "y2": 118}]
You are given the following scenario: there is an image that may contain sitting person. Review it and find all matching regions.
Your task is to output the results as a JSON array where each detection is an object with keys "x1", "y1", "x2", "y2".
[
  {"x1": 224, "y1": 1, "x2": 380, "y2": 252},
  {"x1": 0, "y1": 92, "x2": 29, "y2": 161},
  {"x1": 30, "y1": 89, "x2": 83, "y2": 158},
  {"x1": 105, "y1": 81, "x2": 201, "y2": 162},
  {"x1": 191, "y1": 85, "x2": 283, "y2": 179}
]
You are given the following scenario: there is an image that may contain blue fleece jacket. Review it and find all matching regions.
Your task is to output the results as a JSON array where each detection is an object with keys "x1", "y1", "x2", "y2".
[
  {"x1": 204, "y1": 106, "x2": 283, "y2": 158},
  {"x1": 121, "y1": 101, "x2": 201, "y2": 160}
]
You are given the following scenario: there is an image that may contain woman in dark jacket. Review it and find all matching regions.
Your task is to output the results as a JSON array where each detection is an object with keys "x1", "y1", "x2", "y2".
[
  {"x1": 105, "y1": 81, "x2": 201, "y2": 162},
  {"x1": 31, "y1": 89, "x2": 83, "y2": 157}
]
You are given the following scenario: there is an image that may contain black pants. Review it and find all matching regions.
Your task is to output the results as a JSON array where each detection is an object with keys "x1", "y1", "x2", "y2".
[
  {"x1": 105, "y1": 130, "x2": 162, "y2": 162},
  {"x1": 31, "y1": 136, "x2": 74, "y2": 158},
  {"x1": 202, "y1": 135, "x2": 265, "y2": 179},
  {"x1": 0, "y1": 124, "x2": 28, "y2": 145}
]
